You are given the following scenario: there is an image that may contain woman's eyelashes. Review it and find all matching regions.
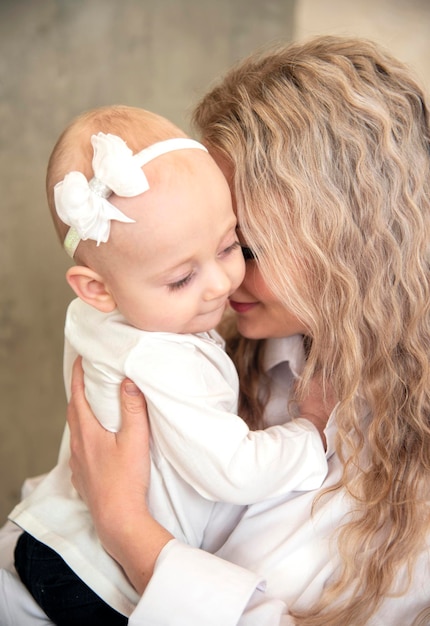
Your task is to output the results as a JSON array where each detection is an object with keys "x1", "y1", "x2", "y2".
[{"x1": 241, "y1": 245, "x2": 256, "y2": 261}]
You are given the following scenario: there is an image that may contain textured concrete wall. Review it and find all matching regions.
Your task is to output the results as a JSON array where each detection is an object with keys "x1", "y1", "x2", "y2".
[
  {"x1": 295, "y1": 0, "x2": 430, "y2": 91},
  {"x1": 0, "y1": 0, "x2": 295, "y2": 524},
  {"x1": 1, "y1": 0, "x2": 429, "y2": 526}
]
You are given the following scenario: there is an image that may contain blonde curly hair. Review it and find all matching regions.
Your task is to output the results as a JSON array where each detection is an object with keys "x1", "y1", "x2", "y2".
[{"x1": 193, "y1": 35, "x2": 430, "y2": 625}]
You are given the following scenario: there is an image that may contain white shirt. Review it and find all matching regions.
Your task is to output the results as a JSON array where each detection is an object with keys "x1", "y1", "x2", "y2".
[
  {"x1": 1, "y1": 333, "x2": 429, "y2": 624},
  {"x1": 7, "y1": 301, "x2": 327, "y2": 617}
]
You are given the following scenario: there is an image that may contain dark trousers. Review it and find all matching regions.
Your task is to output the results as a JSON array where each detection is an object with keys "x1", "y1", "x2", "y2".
[{"x1": 14, "y1": 531, "x2": 128, "y2": 626}]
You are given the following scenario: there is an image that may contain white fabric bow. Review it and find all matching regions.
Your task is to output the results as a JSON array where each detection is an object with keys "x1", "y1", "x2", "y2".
[
  {"x1": 55, "y1": 133, "x2": 208, "y2": 257},
  {"x1": 54, "y1": 133, "x2": 149, "y2": 247}
]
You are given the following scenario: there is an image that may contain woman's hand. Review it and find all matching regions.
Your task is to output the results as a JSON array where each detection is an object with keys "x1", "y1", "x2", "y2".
[
  {"x1": 67, "y1": 357, "x2": 151, "y2": 532},
  {"x1": 67, "y1": 357, "x2": 173, "y2": 592}
]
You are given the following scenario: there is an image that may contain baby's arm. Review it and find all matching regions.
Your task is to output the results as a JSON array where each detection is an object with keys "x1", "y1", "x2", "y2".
[
  {"x1": 63, "y1": 334, "x2": 125, "y2": 433},
  {"x1": 126, "y1": 337, "x2": 330, "y2": 504}
]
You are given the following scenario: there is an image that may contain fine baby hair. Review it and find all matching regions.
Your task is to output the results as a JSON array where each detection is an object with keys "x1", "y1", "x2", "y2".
[
  {"x1": 46, "y1": 105, "x2": 206, "y2": 262},
  {"x1": 57, "y1": 133, "x2": 207, "y2": 258}
]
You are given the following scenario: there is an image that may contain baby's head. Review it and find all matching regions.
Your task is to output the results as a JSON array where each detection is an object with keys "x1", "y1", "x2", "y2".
[
  {"x1": 47, "y1": 105, "x2": 189, "y2": 258},
  {"x1": 48, "y1": 105, "x2": 244, "y2": 333}
]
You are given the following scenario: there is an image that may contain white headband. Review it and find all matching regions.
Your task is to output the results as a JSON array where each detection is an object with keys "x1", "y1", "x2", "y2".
[{"x1": 54, "y1": 133, "x2": 208, "y2": 258}]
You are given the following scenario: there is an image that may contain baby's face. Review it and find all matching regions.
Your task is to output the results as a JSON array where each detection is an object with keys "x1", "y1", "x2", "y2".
[{"x1": 103, "y1": 150, "x2": 245, "y2": 334}]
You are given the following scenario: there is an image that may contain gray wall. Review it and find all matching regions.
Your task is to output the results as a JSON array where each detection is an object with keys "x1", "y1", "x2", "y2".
[{"x1": 1, "y1": 0, "x2": 429, "y2": 525}]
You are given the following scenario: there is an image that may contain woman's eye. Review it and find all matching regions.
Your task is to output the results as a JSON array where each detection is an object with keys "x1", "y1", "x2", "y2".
[
  {"x1": 241, "y1": 245, "x2": 256, "y2": 261},
  {"x1": 168, "y1": 273, "x2": 193, "y2": 291}
]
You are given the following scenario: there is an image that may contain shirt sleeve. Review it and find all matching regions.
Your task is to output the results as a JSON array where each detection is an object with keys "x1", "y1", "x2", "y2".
[
  {"x1": 126, "y1": 338, "x2": 328, "y2": 504},
  {"x1": 129, "y1": 540, "x2": 293, "y2": 626}
]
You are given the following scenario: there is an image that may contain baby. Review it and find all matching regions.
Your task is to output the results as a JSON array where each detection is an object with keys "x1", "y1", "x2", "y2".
[{"x1": 10, "y1": 105, "x2": 328, "y2": 625}]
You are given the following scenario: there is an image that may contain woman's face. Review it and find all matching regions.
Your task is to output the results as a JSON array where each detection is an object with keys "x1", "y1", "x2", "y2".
[
  {"x1": 229, "y1": 259, "x2": 308, "y2": 339},
  {"x1": 211, "y1": 150, "x2": 308, "y2": 340}
]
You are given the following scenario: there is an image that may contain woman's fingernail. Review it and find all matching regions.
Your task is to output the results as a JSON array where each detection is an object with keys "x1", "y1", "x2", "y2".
[{"x1": 125, "y1": 381, "x2": 140, "y2": 396}]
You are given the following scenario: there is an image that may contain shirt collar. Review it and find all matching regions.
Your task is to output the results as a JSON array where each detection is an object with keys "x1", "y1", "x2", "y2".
[
  {"x1": 263, "y1": 334, "x2": 306, "y2": 378},
  {"x1": 263, "y1": 335, "x2": 340, "y2": 460}
]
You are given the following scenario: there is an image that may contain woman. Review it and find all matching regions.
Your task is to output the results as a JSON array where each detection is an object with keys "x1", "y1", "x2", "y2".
[
  {"x1": 3, "y1": 35, "x2": 430, "y2": 625},
  {"x1": 67, "y1": 35, "x2": 430, "y2": 625}
]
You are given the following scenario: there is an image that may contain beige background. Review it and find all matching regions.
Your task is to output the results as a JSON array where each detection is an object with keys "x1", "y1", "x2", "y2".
[{"x1": 1, "y1": 0, "x2": 429, "y2": 524}]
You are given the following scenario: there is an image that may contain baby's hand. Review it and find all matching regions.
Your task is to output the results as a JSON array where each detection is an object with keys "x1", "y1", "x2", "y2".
[{"x1": 298, "y1": 376, "x2": 336, "y2": 450}]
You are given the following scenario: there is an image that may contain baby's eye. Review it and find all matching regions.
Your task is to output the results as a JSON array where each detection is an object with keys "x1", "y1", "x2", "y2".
[
  {"x1": 168, "y1": 273, "x2": 194, "y2": 291},
  {"x1": 241, "y1": 245, "x2": 256, "y2": 261},
  {"x1": 221, "y1": 240, "x2": 241, "y2": 256}
]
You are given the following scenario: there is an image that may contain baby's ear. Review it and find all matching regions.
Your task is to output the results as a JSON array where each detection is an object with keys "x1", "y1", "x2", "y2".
[{"x1": 66, "y1": 266, "x2": 116, "y2": 313}]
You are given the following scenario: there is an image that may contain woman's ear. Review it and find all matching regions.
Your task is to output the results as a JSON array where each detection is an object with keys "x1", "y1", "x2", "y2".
[{"x1": 66, "y1": 266, "x2": 117, "y2": 313}]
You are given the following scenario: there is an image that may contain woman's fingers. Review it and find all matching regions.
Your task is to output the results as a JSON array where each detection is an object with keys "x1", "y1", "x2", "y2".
[{"x1": 118, "y1": 379, "x2": 150, "y2": 440}]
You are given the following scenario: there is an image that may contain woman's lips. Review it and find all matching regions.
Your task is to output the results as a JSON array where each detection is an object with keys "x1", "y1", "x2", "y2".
[{"x1": 229, "y1": 300, "x2": 257, "y2": 314}]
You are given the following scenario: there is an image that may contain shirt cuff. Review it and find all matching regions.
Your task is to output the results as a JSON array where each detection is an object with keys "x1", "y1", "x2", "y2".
[{"x1": 130, "y1": 539, "x2": 266, "y2": 626}]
